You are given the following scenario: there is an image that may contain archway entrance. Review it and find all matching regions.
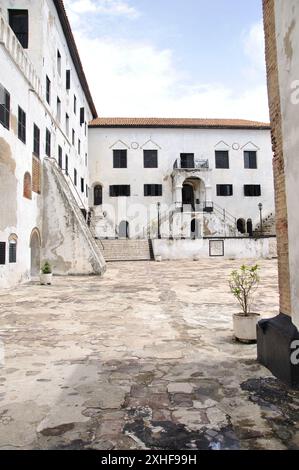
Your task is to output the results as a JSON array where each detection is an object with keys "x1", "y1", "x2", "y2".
[
  {"x1": 119, "y1": 220, "x2": 129, "y2": 239},
  {"x1": 182, "y1": 177, "x2": 206, "y2": 211},
  {"x1": 94, "y1": 184, "x2": 103, "y2": 206},
  {"x1": 30, "y1": 229, "x2": 41, "y2": 276},
  {"x1": 182, "y1": 184, "x2": 195, "y2": 209}
]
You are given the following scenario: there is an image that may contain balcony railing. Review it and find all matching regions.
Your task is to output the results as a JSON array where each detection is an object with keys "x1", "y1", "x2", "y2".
[{"x1": 173, "y1": 158, "x2": 209, "y2": 170}]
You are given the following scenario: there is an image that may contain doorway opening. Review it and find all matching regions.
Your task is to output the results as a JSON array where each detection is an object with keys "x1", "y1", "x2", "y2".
[
  {"x1": 30, "y1": 228, "x2": 41, "y2": 276},
  {"x1": 119, "y1": 220, "x2": 129, "y2": 239}
]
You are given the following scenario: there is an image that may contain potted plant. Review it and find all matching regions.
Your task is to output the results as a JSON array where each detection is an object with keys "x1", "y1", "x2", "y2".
[
  {"x1": 229, "y1": 264, "x2": 260, "y2": 343},
  {"x1": 40, "y1": 261, "x2": 53, "y2": 285}
]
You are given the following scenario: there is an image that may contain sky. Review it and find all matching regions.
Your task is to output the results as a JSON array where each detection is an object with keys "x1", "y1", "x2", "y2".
[{"x1": 64, "y1": 0, "x2": 269, "y2": 121}]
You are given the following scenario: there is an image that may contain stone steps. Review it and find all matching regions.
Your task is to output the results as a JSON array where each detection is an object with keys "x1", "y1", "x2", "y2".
[{"x1": 96, "y1": 239, "x2": 153, "y2": 262}]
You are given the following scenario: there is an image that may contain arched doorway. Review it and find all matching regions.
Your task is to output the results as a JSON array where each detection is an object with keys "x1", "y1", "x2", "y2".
[
  {"x1": 237, "y1": 218, "x2": 246, "y2": 234},
  {"x1": 182, "y1": 183, "x2": 195, "y2": 209},
  {"x1": 30, "y1": 228, "x2": 41, "y2": 276},
  {"x1": 94, "y1": 184, "x2": 103, "y2": 206},
  {"x1": 119, "y1": 220, "x2": 129, "y2": 239}
]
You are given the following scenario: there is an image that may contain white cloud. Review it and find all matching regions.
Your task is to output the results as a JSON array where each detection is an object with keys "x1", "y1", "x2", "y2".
[
  {"x1": 65, "y1": 0, "x2": 140, "y2": 19},
  {"x1": 68, "y1": 10, "x2": 269, "y2": 121},
  {"x1": 243, "y1": 20, "x2": 266, "y2": 80}
]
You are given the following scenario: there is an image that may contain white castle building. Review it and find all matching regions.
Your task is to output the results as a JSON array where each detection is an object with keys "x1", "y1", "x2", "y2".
[
  {"x1": 0, "y1": 0, "x2": 276, "y2": 287},
  {"x1": 88, "y1": 118, "x2": 276, "y2": 260},
  {"x1": 0, "y1": 0, "x2": 106, "y2": 289}
]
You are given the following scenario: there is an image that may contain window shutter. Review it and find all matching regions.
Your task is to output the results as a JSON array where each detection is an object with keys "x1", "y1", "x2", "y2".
[{"x1": 0, "y1": 242, "x2": 6, "y2": 265}]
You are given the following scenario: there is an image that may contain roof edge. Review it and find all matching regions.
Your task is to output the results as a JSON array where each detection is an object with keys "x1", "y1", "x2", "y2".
[{"x1": 54, "y1": 0, "x2": 97, "y2": 118}]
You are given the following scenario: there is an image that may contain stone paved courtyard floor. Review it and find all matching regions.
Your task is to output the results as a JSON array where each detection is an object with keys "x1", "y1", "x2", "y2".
[{"x1": 0, "y1": 259, "x2": 299, "y2": 450}]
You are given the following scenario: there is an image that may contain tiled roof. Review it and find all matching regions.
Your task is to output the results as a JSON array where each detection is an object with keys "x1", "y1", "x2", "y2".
[
  {"x1": 89, "y1": 117, "x2": 270, "y2": 129},
  {"x1": 54, "y1": 0, "x2": 97, "y2": 118}
]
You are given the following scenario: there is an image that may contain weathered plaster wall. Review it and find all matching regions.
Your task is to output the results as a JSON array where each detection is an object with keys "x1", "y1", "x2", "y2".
[
  {"x1": 42, "y1": 159, "x2": 106, "y2": 275},
  {"x1": 264, "y1": 0, "x2": 299, "y2": 328},
  {"x1": 0, "y1": 1, "x2": 95, "y2": 288},
  {"x1": 153, "y1": 237, "x2": 277, "y2": 261},
  {"x1": 89, "y1": 127, "x2": 275, "y2": 239}
]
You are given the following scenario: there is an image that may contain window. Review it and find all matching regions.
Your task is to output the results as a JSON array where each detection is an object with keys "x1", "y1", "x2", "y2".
[
  {"x1": 94, "y1": 185, "x2": 102, "y2": 205},
  {"x1": 144, "y1": 184, "x2": 163, "y2": 197},
  {"x1": 113, "y1": 149, "x2": 127, "y2": 168},
  {"x1": 215, "y1": 151, "x2": 229, "y2": 169},
  {"x1": 58, "y1": 146, "x2": 63, "y2": 169},
  {"x1": 244, "y1": 185, "x2": 261, "y2": 197},
  {"x1": 65, "y1": 113, "x2": 69, "y2": 136},
  {"x1": 65, "y1": 155, "x2": 69, "y2": 175},
  {"x1": 9, "y1": 237, "x2": 17, "y2": 263},
  {"x1": 45, "y1": 128, "x2": 51, "y2": 157},
  {"x1": 0, "y1": 84, "x2": 10, "y2": 129},
  {"x1": 78, "y1": 139, "x2": 81, "y2": 155},
  {"x1": 23, "y1": 172, "x2": 32, "y2": 199},
  {"x1": 72, "y1": 129, "x2": 75, "y2": 146},
  {"x1": 18, "y1": 106, "x2": 26, "y2": 143},
  {"x1": 216, "y1": 184, "x2": 233, "y2": 196},
  {"x1": 0, "y1": 242, "x2": 5, "y2": 265},
  {"x1": 46, "y1": 76, "x2": 51, "y2": 105},
  {"x1": 81, "y1": 178, "x2": 84, "y2": 193},
  {"x1": 74, "y1": 95, "x2": 77, "y2": 114},
  {"x1": 66, "y1": 70, "x2": 71, "y2": 90},
  {"x1": 244, "y1": 151, "x2": 257, "y2": 169},
  {"x1": 74, "y1": 168, "x2": 77, "y2": 186},
  {"x1": 57, "y1": 97, "x2": 61, "y2": 122},
  {"x1": 86, "y1": 184, "x2": 88, "y2": 198},
  {"x1": 110, "y1": 185, "x2": 130, "y2": 197},
  {"x1": 8, "y1": 10, "x2": 28, "y2": 48},
  {"x1": 144, "y1": 150, "x2": 158, "y2": 168},
  {"x1": 85, "y1": 153, "x2": 88, "y2": 167},
  {"x1": 80, "y1": 107, "x2": 85, "y2": 125},
  {"x1": 33, "y1": 124, "x2": 40, "y2": 157},
  {"x1": 180, "y1": 153, "x2": 195, "y2": 169},
  {"x1": 57, "y1": 50, "x2": 61, "y2": 76}
]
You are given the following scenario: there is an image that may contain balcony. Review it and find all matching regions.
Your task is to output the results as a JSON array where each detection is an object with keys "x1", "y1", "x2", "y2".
[{"x1": 173, "y1": 157, "x2": 209, "y2": 170}]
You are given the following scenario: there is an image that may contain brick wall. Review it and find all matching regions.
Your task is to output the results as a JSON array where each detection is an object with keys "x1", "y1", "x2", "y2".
[
  {"x1": 263, "y1": 0, "x2": 291, "y2": 316},
  {"x1": 32, "y1": 156, "x2": 41, "y2": 194}
]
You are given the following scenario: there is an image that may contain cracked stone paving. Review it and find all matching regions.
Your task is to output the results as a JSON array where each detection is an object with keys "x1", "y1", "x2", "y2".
[{"x1": 0, "y1": 259, "x2": 299, "y2": 450}]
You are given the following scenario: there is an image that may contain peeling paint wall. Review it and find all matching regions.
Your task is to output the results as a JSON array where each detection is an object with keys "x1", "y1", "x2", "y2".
[
  {"x1": 42, "y1": 159, "x2": 106, "y2": 275},
  {"x1": 272, "y1": 0, "x2": 299, "y2": 328},
  {"x1": 0, "y1": 1, "x2": 94, "y2": 288},
  {"x1": 153, "y1": 237, "x2": 277, "y2": 261},
  {"x1": 89, "y1": 127, "x2": 275, "y2": 239}
]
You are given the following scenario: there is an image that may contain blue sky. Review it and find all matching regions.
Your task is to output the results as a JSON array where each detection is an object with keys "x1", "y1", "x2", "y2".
[{"x1": 64, "y1": 0, "x2": 268, "y2": 121}]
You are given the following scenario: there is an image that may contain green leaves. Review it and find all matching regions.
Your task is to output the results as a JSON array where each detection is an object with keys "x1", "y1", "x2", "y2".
[
  {"x1": 229, "y1": 264, "x2": 260, "y2": 316},
  {"x1": 41, "y1": 261, "x2": 52, "y2": 274}
]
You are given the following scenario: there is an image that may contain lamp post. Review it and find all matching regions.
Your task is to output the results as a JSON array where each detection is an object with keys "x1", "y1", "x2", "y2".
[
  {"x1": 157, "y1": 202, "x2": 161, "y2": 239},
  {"x1": 258, "y1": 203, "x2": 263, "y2": 236}
]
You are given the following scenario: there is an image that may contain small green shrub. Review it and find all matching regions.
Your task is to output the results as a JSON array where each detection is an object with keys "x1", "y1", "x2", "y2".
[
  {"x1": 229, "y1": 264, "x2": 260, "y2": 316},
  {"x1": 41, "y1": 261, "x2": 52, "y2": 275}
]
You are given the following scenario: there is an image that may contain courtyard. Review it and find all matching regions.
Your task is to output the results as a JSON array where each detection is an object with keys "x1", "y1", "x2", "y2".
[{"x1": 0, "y1": 259, "x2": 298, "y2": 450}]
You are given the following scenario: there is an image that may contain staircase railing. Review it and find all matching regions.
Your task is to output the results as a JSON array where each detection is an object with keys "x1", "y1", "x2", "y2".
[{"x1": 48, "y1": 158, "x2": 104, "y2": 251}]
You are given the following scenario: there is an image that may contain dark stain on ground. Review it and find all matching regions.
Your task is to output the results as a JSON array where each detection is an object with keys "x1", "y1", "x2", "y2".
[
  {"x1": 40, "y1": 423, "x2": 75, "y2": 436},
  {"x1": 124, "y1": 419, "x2": 240, "y2": 450},
  {"x1": 241, "y1": 377, "x2": 299, "y2": 449}
]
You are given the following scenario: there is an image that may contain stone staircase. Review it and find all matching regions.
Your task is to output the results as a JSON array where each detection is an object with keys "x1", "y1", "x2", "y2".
[
  {"x1": 96, "y1": 239, "x2": 154, "y2": 262},
  {"x1": 254, "y1": 213, "x2": 276, "y2": 236}
]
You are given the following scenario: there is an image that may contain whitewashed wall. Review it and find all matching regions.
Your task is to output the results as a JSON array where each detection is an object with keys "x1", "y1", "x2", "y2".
[
  {"x1": 274, "y1": 0, "x2": 299, "y2": 328},
  {"x1": 153, "y1": 237, "x2": 277, "y2": 261},
  {"x1": 0, "y1": 1, "x2": 94, "y2": 288},
  {"x1": 89, "y1": 126, "x2": 275, "y2": 238}
]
